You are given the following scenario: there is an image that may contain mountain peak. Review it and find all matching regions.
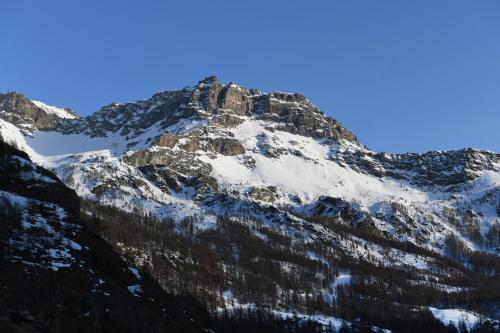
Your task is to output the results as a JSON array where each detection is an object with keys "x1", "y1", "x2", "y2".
[
  {"x1": 0, "y1": 91, "x2": 32, "y2": 108},
  {"x1": 197, "y1": 75, "x2": 220, "y2": 86},
  {"x1": 0, "y1": 92, "x2": 79, "y2": 132}
]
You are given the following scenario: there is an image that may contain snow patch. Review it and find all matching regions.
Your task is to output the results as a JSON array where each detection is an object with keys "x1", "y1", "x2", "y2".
[
  {"x1": 429, "y1": 307, "x2": 481, "y2": 330},
  {"x1": 127, "y1": 284, "x2": 143, "y2": 297},
  {"x1": 32, "y1": 100, "x2": 78, "y2": 119}
]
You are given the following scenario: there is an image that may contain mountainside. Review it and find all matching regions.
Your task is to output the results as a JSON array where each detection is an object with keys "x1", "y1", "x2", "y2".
[
  {"x1": 1, "y1": 76, "x2": 499, "y2": 331},
  {"x1": 0, "y1": 140, "x2": 211, "y2": 333}
]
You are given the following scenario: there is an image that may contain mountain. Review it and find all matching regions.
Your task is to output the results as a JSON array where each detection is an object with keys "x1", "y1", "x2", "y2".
[{"x1": 0, "y1": 76, "x2": 498, "y2": 331}]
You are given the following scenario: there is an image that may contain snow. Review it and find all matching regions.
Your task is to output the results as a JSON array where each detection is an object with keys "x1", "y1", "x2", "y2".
[
  {"x1": 332, "y1": 273, "x2": 351, "y2": 287},
  {"x1": 25, "y1": 119, "x2": 170, "y2": 157},
  {"x1": 429, "y1": 307, "x2": 481, "y2": 330},
  {"x1": 220, "y1": 291, "x2": 348, "y2": 331},
  {"x1": 1, "y1": 91, "x2": 499, "y2": 281},
  {"x1": 32, "y1": 100, "x2": 78, "y2": 119},
  {"x1": 273, "y1": 310, "x2": 345, "y2": 331},
  {"x1": 28, "y1": 131, "x2": 115, "y2": 156},
  {"x1": 48, "y1": 248, "x2": 73, "y2": 271},
  {"x1": 0, "y1": 118, "x2": 45, "y2": 162},
  {"x1": 389, "y1": 250, "x2": 429, "y2": 270},
  {"x1": 19, "y1": 170, "x2": 56, "y2": 183},
  {"x1": 127, "y1": 284, "x2": 143, "y2": 297},
  {"x1": 0, "y1": 190, "x2": 28, "y2": 207},
  {"x1": 128, "y1": 267, "x2": 141, "y2": 279},
  {"x1": 165, "y1": 117, "x2": 208, "y2": 134},
  {"x1": 0, "y1": 190, "x2": 81, "y2": 272},
  {"x1": 69, "y1": 240, "x2": 82, "y2": 251},
  {"x1": 323, "y1": 273, "x2": 352, "y2": 305},
  {"x1": 201, "y1": 119, "x2": 432, "y2": 207}
]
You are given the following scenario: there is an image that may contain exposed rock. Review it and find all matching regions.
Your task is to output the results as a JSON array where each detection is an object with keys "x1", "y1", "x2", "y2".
[
  {"x1": 334, "y1": 147, "x2": 500, "y2": 189},
  {"x1": 191, "y1": 75, "x2": 224, "y2": 113},
  {"x1": 211, "y1": 112, "x2": 245, "y2": 127},
  {"x1": 0, "y1": 140, "x2": 79, "y2": 214},
  {"x1": 253, "y1": 92, "x2": 359, "y2": 143},
  {"x1": 178, "y1": 136, "x2": 200, "y2": 152},
  {"x1": 152, "y1": 133, "x2": 179, "y2": 148},
  {"x1": 218, "y1": 83, "x2": 252, "y2": 115},
  {"x1": 313, "y1": 196, "x2": 350, "y2": 217},
  {"x1": 247, "y1": 186, "x2": 277, "y2": 203},
  {"x1": 138, "y1": 165, "x2": 187, "y2": 193},
  {"x1": 124, "y1": 149, "x2": 212, "y2": 177},
  {"x1": 10, "y1": 76, "x2": 360, "y2": 148},
  {"x1": 0, "y1": 92, "x2": 60, "y2": 131},
  {"x1": 2, "y1": 76, "x2": 500, "y2": 329},
  {"x1": 312, "y1": 196, "x2": 374, "y2": 229},
  {"x1": 256, "y1": 133, "x2": 287, "y2": 158},
  {"x1": 58, "y1": 88, "x2": 197, "y2": 144},
  {"x1": 205, "y1": 137, "x2": 245, "y2": 156},
  {"x1": 188, "y1": 174, "x2": 219, "y2": 201},
  {"x1": 240, "y1": 155, "x2": 256, "y2": 169}
]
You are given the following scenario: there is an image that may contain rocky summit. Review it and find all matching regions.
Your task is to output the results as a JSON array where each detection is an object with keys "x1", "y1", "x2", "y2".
[{"x1": 0, "y1": 76, "x2": 499, "y2": 332}]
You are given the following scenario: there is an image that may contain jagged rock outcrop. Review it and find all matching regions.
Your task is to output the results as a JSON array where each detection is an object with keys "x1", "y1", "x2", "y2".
[
  {"x1": 334, "y1": 147, "x2": 500, "y2": 189},
  {"x1": 138, "y1": 165, "x2": 187, "y2": 193},
  {"x1": 205, "y1": 137, "x2": 245, "y2": 156},
  {"x1": 218, "y1": 83, "x2": 253, "y2": 115},
  {"x1": 254, "y1": 92, "x2": 359, "y2": 142},
  {"x1": 248, "y1": 186, "x2": 278, "y2": 203},
  {"x1": 46, "y1": 76, "x2": 359, "y2": 150},
  {"x1": 152, "y1": 133, "x2": 179, "y2": 148},
  {"x1": 0, "y1": 92, "x2": 78, "y2": 131},
  {"x1": 124, "y1": 149, "x2": 212, "y2": 176}
]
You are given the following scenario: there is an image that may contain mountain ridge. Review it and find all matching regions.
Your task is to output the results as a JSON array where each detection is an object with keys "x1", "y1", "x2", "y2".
[
  {"x1": 0, "y1": 76, "x2": 498, "y2": 250},
  {"x1": 2, "y1": 76, "x2": 497, "y2": 156}
]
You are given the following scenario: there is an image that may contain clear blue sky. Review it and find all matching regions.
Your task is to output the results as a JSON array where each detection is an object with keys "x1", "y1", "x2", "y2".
[{"x1": 1, "y1": 1, "x2": 499, "y2": 153}]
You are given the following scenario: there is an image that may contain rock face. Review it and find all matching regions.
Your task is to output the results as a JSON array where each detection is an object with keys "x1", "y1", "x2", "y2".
[
  {"x1": 0, "y1": 140, "x2": 210, "y2": 333},
  {"x1": 206, "y1": 137, "x2": 245, "y2": 156},
  {"x1": 0, "y1": 141, "x2": 79, "y2": 214},
  {"x1": 153, "y1": 133, "x2": 179, "y2": 148},
  {"x1": 45, "y1": 75, "x2": 359, "y2": 151},
  {"x1": 153, "y1": 134, "x2": 245, "y2": 156},
  {"x1": 254, "y1": 92, "x2": 358, "y2": 142},
  {"x1": 333, "y1": 147, "x2": 500, "y2": 189},
  {"x1": 125, "y1": 148, "x2": 212, "y2": 176},
  {"x1": 219, "y1": 83, "x2": 253, "y2": 115},
  {"x1": 0, "y1": 92, "x2": 78, "y2": 132},
  {"x1": 0, "y1": 92, "x2": 56, "y2": 130}
]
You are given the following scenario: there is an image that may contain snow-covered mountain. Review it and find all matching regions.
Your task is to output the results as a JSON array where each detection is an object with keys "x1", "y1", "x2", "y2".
[
  {"x1": 1, "y1": 76, "x2": 499, "y2": 330},
  {"x1": 1, "y1": 76, "x2": 498, "y2": 252}
]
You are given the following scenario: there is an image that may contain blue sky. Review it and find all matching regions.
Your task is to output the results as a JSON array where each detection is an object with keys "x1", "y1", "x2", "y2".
[{"x1": 1, "y1": 1, "x2": 499, "y2": 153}]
